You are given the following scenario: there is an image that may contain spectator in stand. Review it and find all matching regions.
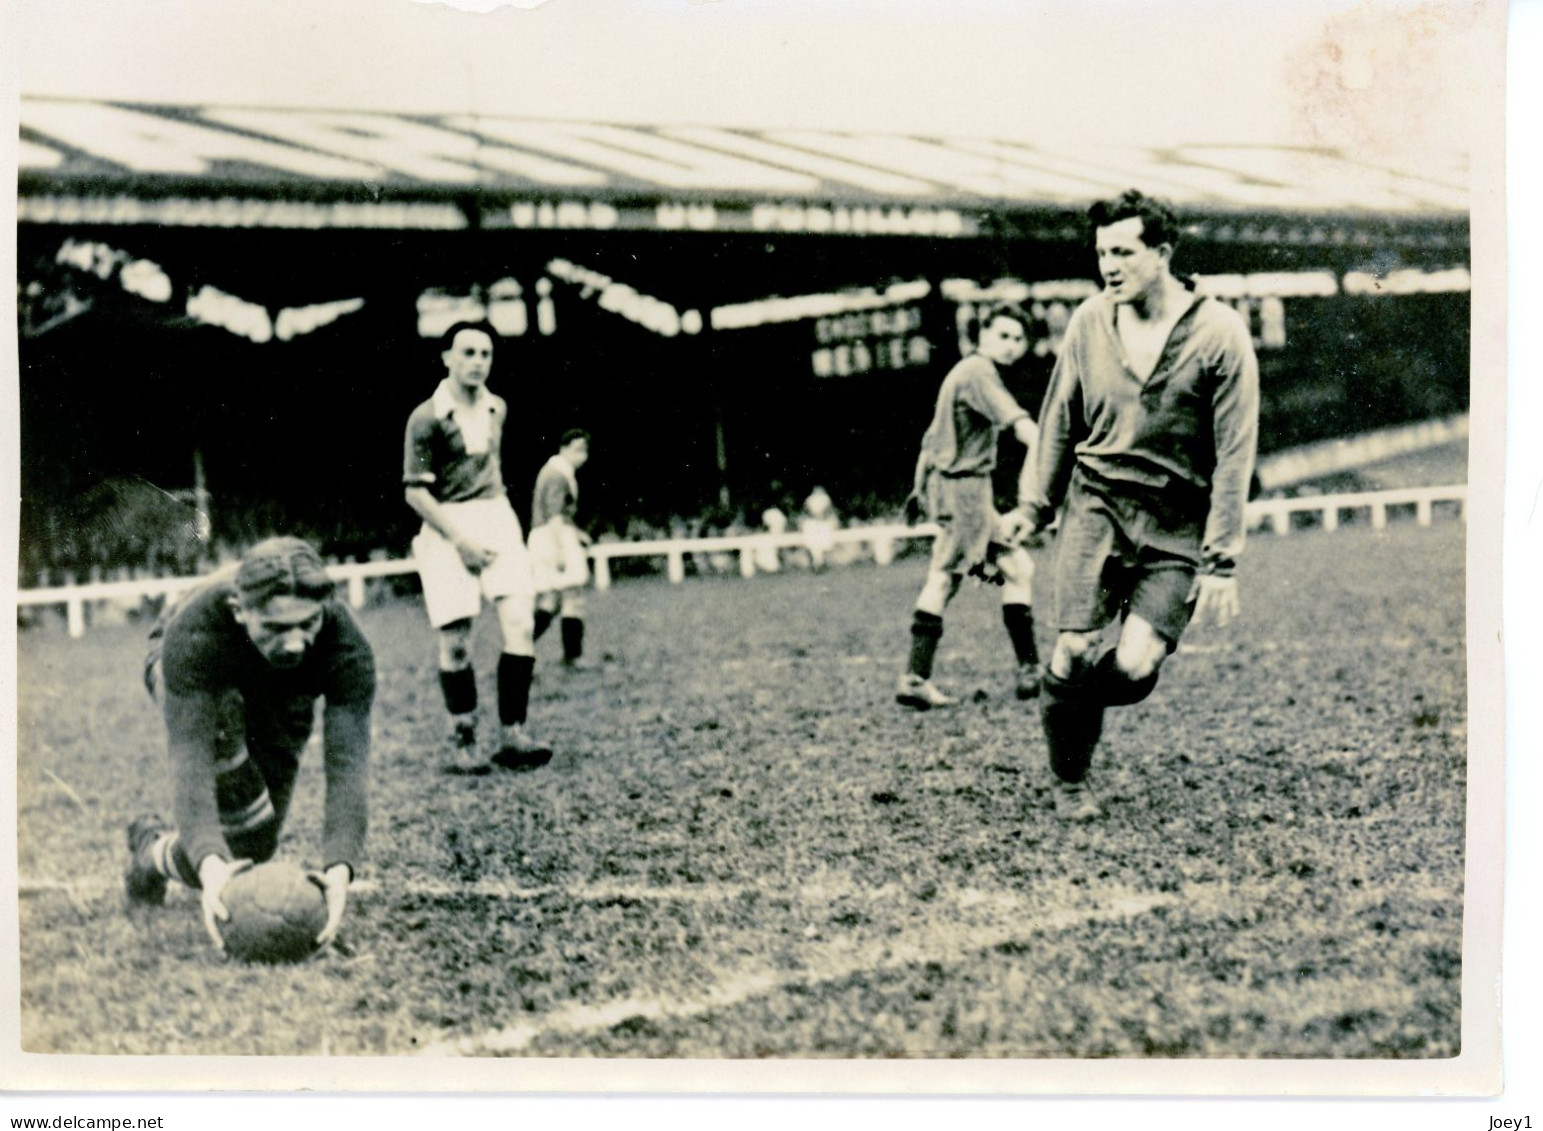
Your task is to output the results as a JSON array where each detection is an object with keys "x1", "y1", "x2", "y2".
[
  {"x1": 800, "y1": 486, "x2": 839, "y2": 571},
  {"x1": 756, "y1": 504, "x2": 788, "y2": 573}
]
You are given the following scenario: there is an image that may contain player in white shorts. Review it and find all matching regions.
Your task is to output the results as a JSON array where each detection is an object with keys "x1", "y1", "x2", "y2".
[
  {"x1": 529, "y1": 429, "x2": 594, "y2": 668},
  {"x1": 404, "y1": 322, "x2": 551, "y2": 772}
]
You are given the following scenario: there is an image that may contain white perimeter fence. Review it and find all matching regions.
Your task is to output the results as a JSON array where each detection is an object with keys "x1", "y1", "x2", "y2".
[{"x1": 17, "y1": 484, "x2": 1466, "y2": 639}]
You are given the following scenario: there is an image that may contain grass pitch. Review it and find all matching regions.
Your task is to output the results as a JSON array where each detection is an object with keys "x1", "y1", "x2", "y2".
[{"x1": 14, "y1": 521, "x2": 1466, "y2": 1057}]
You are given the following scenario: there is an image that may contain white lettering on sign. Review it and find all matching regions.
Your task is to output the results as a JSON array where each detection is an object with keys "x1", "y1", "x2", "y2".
[
  {"x1": 187, "y1": 285, "x2": 273, "y2": 344},
  {"x1": 23, "y1": 102, "x2": 381, "y2": 180},
  {"x1": 275, "y1": 298, "x2": 366, "y2": 342},
  {"x1": 509, "y1": 200, "x2": 620, "y2": 229},
  {"x1": 20, "y1": 194, "x2": 466, "y2": 229},
  {"x1": 749, "y1": 203, "x2": 963, "y2": 237},
  {"x1": 465, "y1": 120, "x2": 820, "y2": 192}
]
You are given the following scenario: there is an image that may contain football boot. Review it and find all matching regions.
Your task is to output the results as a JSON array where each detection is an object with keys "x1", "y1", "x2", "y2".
[
  {"x1": 1014, "y1": 662, "x2": 1042, "y2": 701},
  {"x1": 124, "y1": 814, "x2": 170, "y2": 907},
  {"x1": 895, "y1": 673, "x2": 953, "y2": 710},
  {"x1": 491, "y1": 724, "x2": 554, "y2": 771},
  {"x1": 1053, "y1": 779, "x2": 1104, "y2": 823}
]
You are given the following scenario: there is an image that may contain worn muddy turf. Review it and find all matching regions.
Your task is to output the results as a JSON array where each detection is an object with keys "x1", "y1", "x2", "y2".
[{"x1": 15, "y1": 521, "x2": 1466, "y2": 1057}]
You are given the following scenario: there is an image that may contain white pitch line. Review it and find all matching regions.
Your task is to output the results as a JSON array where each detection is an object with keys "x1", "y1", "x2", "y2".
[{"x1": 418, "y1": 889, "x2": 1176, "y2": 1056}]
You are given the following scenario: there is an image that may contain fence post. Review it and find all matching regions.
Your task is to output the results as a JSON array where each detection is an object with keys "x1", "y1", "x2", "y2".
[
  {"x1": 347, "y1": 570, "x2": 366, "y2": 610},
  {"x1": 739, "y1": 548, "x2": 756, "y2": 579},
  {"x1": 1371, "y1": 502, "x2": 1387, "y2": 530},
  {"x1": 872, "y1": 535, "x2": 895, "y2": 566},
  {"x1": 592, "y1": 552, "x2": 612, "y2": 592},
  {"x1": 1416, "y1": 498, "x2": 1433, "y2": 526},
  {"x1": 67, "y1": 596, "x2": 86, "y2": 639},
  {"x1": 667, "y1": 548, "x2": 686, "y2": 584},
  {"x1": 1270, "y1": 508, "x2": 1290, "y2": 536},
  {"x1": 1322, "y1": 506, "x2": 1338, "y2": 532}
]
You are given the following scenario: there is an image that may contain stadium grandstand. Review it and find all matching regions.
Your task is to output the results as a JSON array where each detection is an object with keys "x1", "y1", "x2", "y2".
[{"x1": 16, "y1": 99, "x2": 1470, "y2": 586}]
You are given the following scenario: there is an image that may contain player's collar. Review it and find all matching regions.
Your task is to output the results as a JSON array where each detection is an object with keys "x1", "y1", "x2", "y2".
[{"x1": 431, "y1": 378, "x2": 493, "y2": 420}]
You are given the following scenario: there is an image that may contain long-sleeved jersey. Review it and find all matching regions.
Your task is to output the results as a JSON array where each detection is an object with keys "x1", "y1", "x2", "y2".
[
  {"x1": 1027, "y1": 287, "x2": 1260, "y2": 575},
  {"x1": 153, "y1": 580, "x2": 376, "y2": 870}
]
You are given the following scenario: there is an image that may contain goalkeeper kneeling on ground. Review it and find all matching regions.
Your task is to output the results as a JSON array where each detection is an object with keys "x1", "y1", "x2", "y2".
[{"x1": 125, "y1": 536, "x2": 377, "y2": 954}]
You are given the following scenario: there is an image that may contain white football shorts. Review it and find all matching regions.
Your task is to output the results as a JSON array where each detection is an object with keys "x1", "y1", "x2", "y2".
[
  {"x1": 412, "y1": 496, "x2": 534, "y2": 628},
  {"x1": 528, "y1": 519, "x2": 591, "y2": 592}
]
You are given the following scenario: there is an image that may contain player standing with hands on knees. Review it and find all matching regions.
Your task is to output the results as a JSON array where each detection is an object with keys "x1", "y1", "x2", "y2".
[
  {"x1": 1005, "y1": 190, "x2": 1259, "y2": 821},
  {"x1": 404, "y1": 321, "x2": 552, "y2": 773},
  {"x1": 124, "y1": 537, "x2": 375, "y2": 953},
  {"x1": 896, "y1": 302, "x2": 1044, "y2": 710}
]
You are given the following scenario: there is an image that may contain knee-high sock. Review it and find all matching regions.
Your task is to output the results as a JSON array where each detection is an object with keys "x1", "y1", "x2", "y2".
[
  {"x1": 498, "y1": 653, "x2": 535, "y2": 726},
  {"x1": 438, "y1": 667, "x2": 477, "y2": 716},
  {"x1": 1002, "y1": 603, "x2": 1039, "y2": 667},
  {"x1": 1094, "y1": 648, "x2": 1161, "y2": 706},
  {"x1": 1040, "y1": 669, "x2": 1104, "y2": 784},
  {"x1": 907, "y1": 610, "x2": 944, "y2": 679},
  {"x1": 561, "y1": 616, "x2": 584, "y2": 661}
]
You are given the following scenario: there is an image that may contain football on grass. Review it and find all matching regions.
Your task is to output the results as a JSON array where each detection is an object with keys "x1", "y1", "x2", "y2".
[{"x1": 221, "y1": 861, "x2": 327, "y2": 964}]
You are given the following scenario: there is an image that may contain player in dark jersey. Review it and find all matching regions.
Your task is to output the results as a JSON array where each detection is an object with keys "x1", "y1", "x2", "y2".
[
  {"x1": 124, "y1": 537, "x2": 376, "y2": 953},
  {"x1": 529, "y1": 429, "x2": 593, "y2": 668},
  {"x1": 405, "y1": 322, "x2": 552, "y2": 773},
  {"x1": 897, "y1": 303, "x2": 1042, "y2": 710},
  {"x1": 1008, "y1": 190, "x2": 1260, "y2": 821}
]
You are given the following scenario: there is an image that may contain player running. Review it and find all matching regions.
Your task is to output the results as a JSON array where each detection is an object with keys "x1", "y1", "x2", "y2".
[
  {"x1": 404, "y1": 321, "x2": 552, "y2": 773},
  {"x1": 896, "y1": 302, "x2": 1043, "y2": 710},
  {"x1": 124, "y1": 537, "x2": 375, "y2": 953},
  {"x1": 1007, "y1": 189, "x2": 1260, "y2": 821},
  {"x1": 529, "y1": 428, "x2": 594, "y2": 668}
]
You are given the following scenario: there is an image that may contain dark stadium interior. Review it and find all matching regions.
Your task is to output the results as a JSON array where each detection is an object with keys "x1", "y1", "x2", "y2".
[{"x1": 15, "y1": 214, "x2": 1470, "y2": 581}]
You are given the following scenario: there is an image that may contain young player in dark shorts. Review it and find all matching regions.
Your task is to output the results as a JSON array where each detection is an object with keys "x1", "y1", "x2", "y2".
[
  {"x1": 125, "y1": 537, "x2": 376, "y2": 953},
  {"x1": 404, "y1": 321, "x2": 551, "y2": 772},
  {"x1": 529, "y1": 428, "x2": 594, "y2": 668},
  {"x1": 897, "y1": 303, "x2": 1043, "y2": 709},
  {"x1": 1007, "y1": 189, "x2": 1260, "y2": 821}
]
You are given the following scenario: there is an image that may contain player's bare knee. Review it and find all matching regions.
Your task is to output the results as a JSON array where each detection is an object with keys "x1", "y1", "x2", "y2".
[
  {"x1": 916, "y1": 570, "x2": 957, "y2": 616},
  {"x1": 997, "y1": 549, "x2": 1034, "y2": 605},
  {"x1": 494, "y1": 596, "x2": 535, "y2": 654},
  {"x1": 437, "y1": 621, "x2": 474, "y2": 670},
  {"x1": 1115, "y1": 620, "x2": 1168, "y2": 681},
  {"x1": 560, "y1": 591, "x2": 585, "y2": 619},
  {"x1": 1051, "y1": 631, "x2": 1101, "y2": 679}
]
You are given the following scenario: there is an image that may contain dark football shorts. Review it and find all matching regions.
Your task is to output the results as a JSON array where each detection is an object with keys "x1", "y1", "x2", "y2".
[
  {"x1": 926, "y1": 473, "x2": 1011, "y2": 575},
  {"x1": 1051, "y1": 466, "x2": 1206, "y2": 643}
]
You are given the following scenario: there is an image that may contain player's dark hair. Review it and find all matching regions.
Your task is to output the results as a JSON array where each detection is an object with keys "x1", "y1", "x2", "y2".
[
  {"x1": 1088, "y1": 189, "x2": 1181, "y2": 251},
  {"x1": 979, "y1": 302, "x2": 1031, "y2": 336},
  {"x1": 440, "y1": 320, "x2": 497, "y2": 351},
  {"x1": 560, "y1": 428, "x2": 591, "y2": 448},
  {"x1": 234, "y1": 536, "x2": 335, "y2": 606}
]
